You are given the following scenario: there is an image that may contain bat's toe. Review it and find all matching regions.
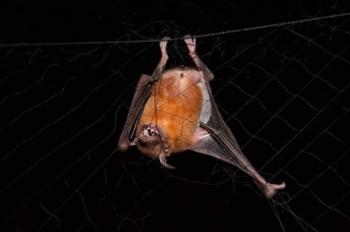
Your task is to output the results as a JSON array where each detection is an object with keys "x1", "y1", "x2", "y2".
[
  {"x1": 262, "y1": 182, "x2": 286, "y2": 198},
  {"x1": 183, "y1": 35, "x2": 196, "y2": 54}
]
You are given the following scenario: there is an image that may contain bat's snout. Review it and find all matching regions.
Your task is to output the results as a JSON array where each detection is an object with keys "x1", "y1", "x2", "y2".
[{"x1": 136, "y1": 124, "x2": 166, "y2": 158}]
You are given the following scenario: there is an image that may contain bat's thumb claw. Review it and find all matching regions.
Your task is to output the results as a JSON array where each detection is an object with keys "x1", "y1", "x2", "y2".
[{"x1": 262, "y1": 181, "x2": 286, "y2": 198}]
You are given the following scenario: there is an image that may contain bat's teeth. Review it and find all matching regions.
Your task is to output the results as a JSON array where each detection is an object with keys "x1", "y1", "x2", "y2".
[
  {"x1": 151, "y1": 128, "x2": 159, "y2": 136},
  {"x1": 142, "y1": 125, "x2": 159, "y2": 137}
]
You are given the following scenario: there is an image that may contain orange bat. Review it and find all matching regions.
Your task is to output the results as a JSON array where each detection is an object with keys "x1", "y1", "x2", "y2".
[{"x1": 118, "y1": 36, "x2": 286, "y2": 198}]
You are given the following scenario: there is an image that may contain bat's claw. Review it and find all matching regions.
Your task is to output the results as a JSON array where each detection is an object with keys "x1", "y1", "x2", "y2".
[
  {"x1": 160, "y1": 37, "x2": 170, "y2": 43},
  {"x1": 183, "y1": 35, "x2": 196, "y2": 57},
  {"x1": 261, "y1": 181, "x2": 286, "y2": 199},
  {"x1": 159, "y1": 37, "x2": 170, "y2": 63},
  {"x1": 159, "y1": 152, "x2": 176, "y2": 169},
  {"x1": 160, "y1": 37, "x2": 170, "y2": 52}
]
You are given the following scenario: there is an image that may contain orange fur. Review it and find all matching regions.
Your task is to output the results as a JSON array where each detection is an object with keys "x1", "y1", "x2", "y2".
[{"x1": 137, "y1": 69, "x2": 203, "y2": 157}]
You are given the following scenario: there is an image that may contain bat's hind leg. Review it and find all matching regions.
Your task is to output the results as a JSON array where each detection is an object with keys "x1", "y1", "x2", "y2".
[
  {"x1": 152, "y1": 37, "x2": 170, "y2": 80},
  {"x1": 183, "y1": 35, "x2": 214, "y2": 81}
]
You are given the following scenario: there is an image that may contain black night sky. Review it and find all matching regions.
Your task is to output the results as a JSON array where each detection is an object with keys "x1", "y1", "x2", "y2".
[{"x1": 0, "y1": 1, "x2": 350, "y2": 232}]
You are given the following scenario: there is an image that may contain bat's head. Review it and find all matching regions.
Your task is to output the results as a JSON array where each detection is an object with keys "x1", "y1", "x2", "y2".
[{"x1": 136, "y1": 124, "x2": 166, "y2": 157}]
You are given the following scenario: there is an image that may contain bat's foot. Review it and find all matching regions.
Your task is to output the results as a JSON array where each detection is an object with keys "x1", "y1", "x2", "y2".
[
  {"x1": 183, "y1": 35, "x2": 197, "y2": 58},
  {"x1": 159, "y1": 152, "x2": 175, "y2": 169},
  {"x1": 160, "y1": 37, "x2": 170, "y2": 61},
  {"x1": 260, "y1": 181, "x2": 286, "y2": 199}
]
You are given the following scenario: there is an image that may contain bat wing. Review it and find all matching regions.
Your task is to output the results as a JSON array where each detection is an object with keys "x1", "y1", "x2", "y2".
[
  {"x1": 118, "y1": 37, "x2": 169, "y2": 151},
  {"x1": 118, "y1": 74, "x2": 154, "y2": 151},
  {"x1": 191, "y1": 81, "x2": 248, "y2": 171},
  {"x1": 183, "y1": 35, "x2": 285, "y2": 197},
  {"x1": 191, "y1": 79, "x2": 285, "y2": 198}
]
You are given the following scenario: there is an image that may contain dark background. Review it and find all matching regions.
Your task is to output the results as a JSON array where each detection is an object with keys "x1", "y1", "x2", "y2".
[{"x1": 0, "y1": 1, "x2": 349, "y2": 231}]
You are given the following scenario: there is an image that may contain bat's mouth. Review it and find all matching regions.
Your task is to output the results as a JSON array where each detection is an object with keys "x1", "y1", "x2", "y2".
[
  {"x1": 137, "y1": 124, "x2": 164, "y2": 151},
  {"x1": 137, "y1": 124, "x2": 165, "y2": 157},
  {"x1": 141, "y1": 124, "x2": 160, "y2": 137}
]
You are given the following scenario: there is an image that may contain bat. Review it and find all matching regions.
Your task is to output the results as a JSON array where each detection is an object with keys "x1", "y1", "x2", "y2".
[{"x1": 118, "y1": 36, "x2": 286, "y2": 198}]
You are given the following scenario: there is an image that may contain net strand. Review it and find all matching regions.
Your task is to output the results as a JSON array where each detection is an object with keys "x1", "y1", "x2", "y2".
[{"x1": 1, "y1": 12, "x2": 350, "y2": 48}]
